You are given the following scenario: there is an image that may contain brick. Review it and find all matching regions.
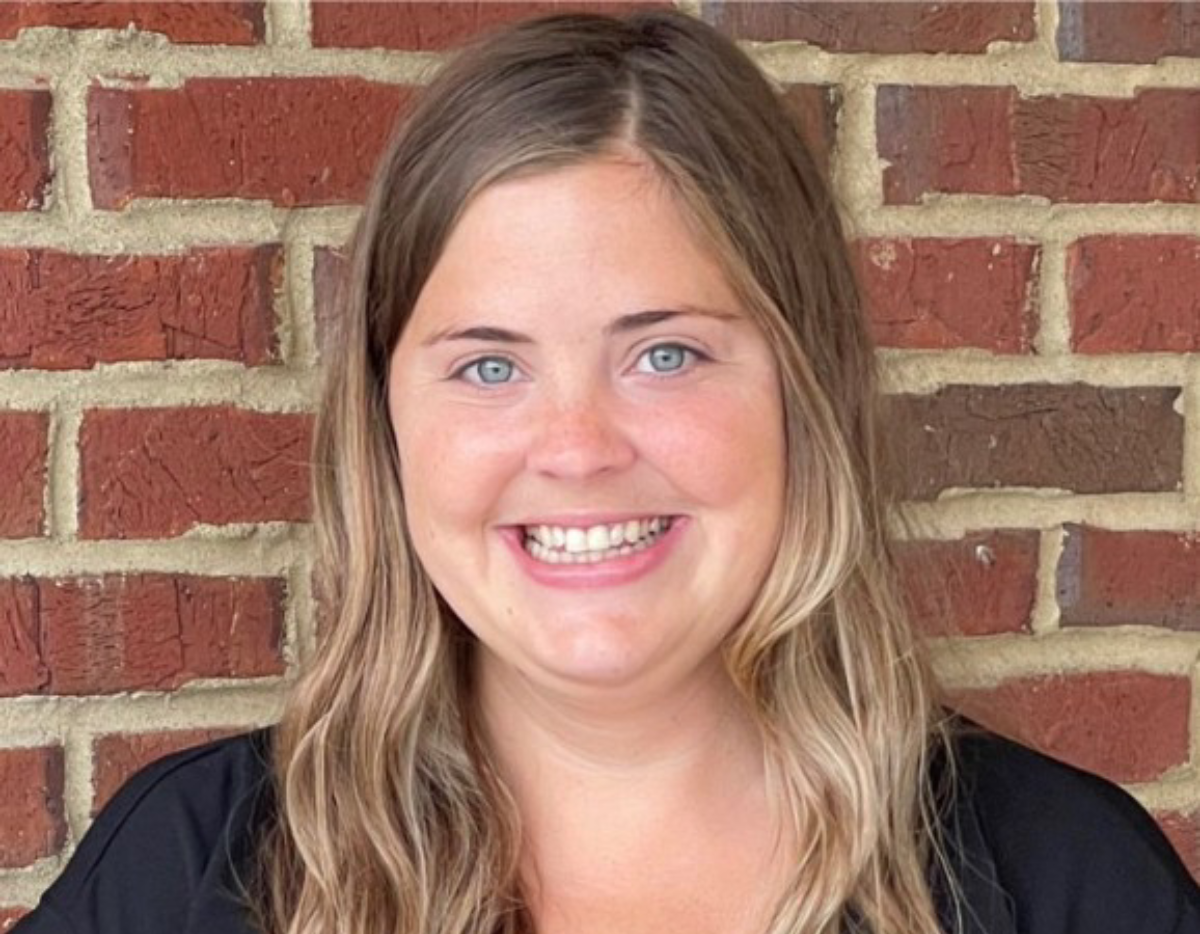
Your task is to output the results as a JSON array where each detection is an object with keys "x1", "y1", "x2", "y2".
[
  {"x1": 0, "y1": 574, "x2": 285, "y2": 697},
  {"x1": 857, "y1": 238, "x2": 1039, "y2": 353},
  {"x1": 0, "y1": 246, "x2": 281, "y2": 369},
  {"x1": 896, "y1": 531, "x2": 1038, "y2": 637},
  {"x1": 0, "y1": 2, "x2": 264, "y2": 44},
  {"x1": 702, "y1": 1, "x2": 1034, "y2": 52},
  {"x1": 783, "y1": 84, "x2": 839, "y2": 179},
  {"x1": 0, "y1": 909, "x2": 27, "y2": 932},
  {"x1": 1156, "y1": 810, "x2": 1200, "y2": 882},
  {"x1": 92, "y1": 727, "x2": 241, "y2": 811},
  {"x1": 879, "y1": 87, "x2": 1200, "y2": 204},
  {"x1": 0, "y1": 411, "x2": 47, "y2": 539},
  {"x1": 312, "y1": 1, "x2": 668, "y2": 50},
  {"x1": 887, "y1": 385, "x2": 1183, "y2": 500},
  {"x1": 950, "y1": 671, "x2": 1191, "y2": 783},
  {"x1": 88, "y1": 79, "x2": 412, "y2": 209},
  {"x1": 0, "y1": 89, "x2": 51, "y2": 212},
  {"x1": 0, "y1": 579, "x2": 46, "y2": 695},
  {"x1": 0, "y1": 746, "x2": 65, "y2": 868},
  {"x1": 1058, "y1": 526, "x2": 1200, "y2": 631},
  {"x1": 1069, "y1": 236, "x2": 1200, "y2": 353},
  {"x1": 312, "y1": 246, "x2": 349, "y2": 358},
  {"x1": 79, "y1": 406, "x2": 311, "y2": 539},
  {"x1": 1058, "y1": 1, "x2": 1200, "y2": 64}
]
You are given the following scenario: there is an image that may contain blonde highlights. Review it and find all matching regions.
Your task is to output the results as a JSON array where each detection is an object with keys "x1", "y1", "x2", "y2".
[{"x1": 258, "y1": 11, "x2": 954, "y2": 934}]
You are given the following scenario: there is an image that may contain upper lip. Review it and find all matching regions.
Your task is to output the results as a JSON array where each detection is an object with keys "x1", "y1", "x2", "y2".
[{"x1": 508, "y1": 512, "x2": 677, "y2": 528}]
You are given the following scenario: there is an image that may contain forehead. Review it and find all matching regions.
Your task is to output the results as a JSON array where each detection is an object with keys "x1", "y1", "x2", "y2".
[{"x1": 404, "y1": 157, "x2": 746, "y2": 337}]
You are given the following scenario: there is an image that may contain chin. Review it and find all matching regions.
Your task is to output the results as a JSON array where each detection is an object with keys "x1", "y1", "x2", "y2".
[{"x1": 526, "y1": 630, "x2": 653, "y2": 689}]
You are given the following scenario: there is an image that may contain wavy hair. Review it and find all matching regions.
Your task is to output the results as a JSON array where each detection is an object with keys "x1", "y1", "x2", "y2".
[{"x1": 257, "y1": 11, "x2": 954, "y2": 934}]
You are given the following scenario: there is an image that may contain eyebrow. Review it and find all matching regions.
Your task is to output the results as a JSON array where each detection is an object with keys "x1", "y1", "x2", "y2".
[{"x1": 421, "y1": 306, "x2": 740, "y2": 346}]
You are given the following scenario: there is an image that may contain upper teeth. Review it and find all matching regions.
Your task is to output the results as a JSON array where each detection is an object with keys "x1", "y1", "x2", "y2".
[{"x1": 526, "y1": 517, "x2": 668, "y2": 553}]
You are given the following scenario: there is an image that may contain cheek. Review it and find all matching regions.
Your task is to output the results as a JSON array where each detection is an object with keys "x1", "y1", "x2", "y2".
[
  {"x1": 636, "y1": 386, "x2": 785, "y2": 506},
  {"x1": 395, "y1": 408, "x2": 527, "y2": 536}
]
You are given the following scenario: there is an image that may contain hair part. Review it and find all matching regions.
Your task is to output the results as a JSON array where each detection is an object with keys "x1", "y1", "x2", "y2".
[{"x1": 256, "y1": 11, "x2": 957, "y2": 934}]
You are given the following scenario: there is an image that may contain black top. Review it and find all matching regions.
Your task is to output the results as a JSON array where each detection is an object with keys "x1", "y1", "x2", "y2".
[{"x1": 13, "y1": 727, "x2": 1200, "y2": 934}]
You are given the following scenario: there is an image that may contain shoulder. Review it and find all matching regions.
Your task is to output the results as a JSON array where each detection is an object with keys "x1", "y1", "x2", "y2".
[
  {"x1": 944, "y1": 725, "x2": 1200, "y2": 934},
  {"x1": 19, "y1": 730, "x2": 274, "y2": 934}
]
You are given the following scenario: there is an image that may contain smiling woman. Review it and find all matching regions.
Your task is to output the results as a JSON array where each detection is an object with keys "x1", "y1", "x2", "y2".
[
  {"x1": 11, "y1": 9, "x2": 1200, "y2": 934},
  {"x1": 389, "y1": 159, "x2": 786, "y2": 692}
]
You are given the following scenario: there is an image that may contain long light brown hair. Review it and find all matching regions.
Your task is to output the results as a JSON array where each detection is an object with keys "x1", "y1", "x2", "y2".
[{"x1": 257, "y1": 11, "x2": 954, "y2": 934}]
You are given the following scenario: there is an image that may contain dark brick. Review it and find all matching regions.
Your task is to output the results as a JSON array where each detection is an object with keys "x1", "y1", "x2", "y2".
[
  {"x1": 0, "y1": 2, "x2": 264, "y2": 44},
  {"x1": 312, "y1": 1, "x2": 669, "y2": 50},
  {"x1": 879, "y1": 87, "x2": 1199, "y2": 204},
  {"x1": 1069, "y1": 236, "x2": 1200, "y2": 353},
  {"x1": 703, "y1": 1, "x2": 1035, "y2": 52},
  {"x1": 857, "y1": 238, "x2": 1039, "y2": 352},
  {"x1": 896, "y1": 531, "x2": 1039, "y2": 636},
  {"x1": 1059, "y1": 526, "x2": 1200, "y2": 630},
  {"x1": 1058, "y1": 1, "x2": 1200, "y2": 64},
  {"x1": 888, "y1": 385, "x2": 1183, "y2": 500},
  {"x1": 0, "y1": 89, "x2": 51, "y2": 212},
  {"x1": 0, "y1": 746, "x2": 65, "y2": 868},
  {"x1": 312, "y1": 246, "x2": 349, "y2": 358}
]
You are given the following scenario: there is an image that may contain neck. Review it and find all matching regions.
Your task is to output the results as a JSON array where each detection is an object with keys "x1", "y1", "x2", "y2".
[
  {"x1": 476, "y1": 649, "x2": 763, "y2": 779},
  {"x1": 474, "y1": 648, "x2": 782, "y2": 854},
  {"x1": 473, "y1": 651, "x2": 791, "y2": 933}
]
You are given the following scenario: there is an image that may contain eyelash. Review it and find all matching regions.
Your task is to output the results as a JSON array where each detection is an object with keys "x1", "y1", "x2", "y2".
[{"x1": 450, "y1": 342, "x2": 712, "y2": 387}]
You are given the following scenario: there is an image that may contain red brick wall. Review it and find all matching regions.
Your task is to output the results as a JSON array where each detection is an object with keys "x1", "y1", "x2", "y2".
[{"x1": 0, "y1": 0, "x2": 1197, "y2": 915}]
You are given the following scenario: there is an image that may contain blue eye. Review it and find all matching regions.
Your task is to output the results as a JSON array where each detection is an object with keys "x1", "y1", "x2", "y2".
[
  {"x1": 636, "y1": 343, "x2": 698, "y2": 375},
  {"x1": 459, "y1": 356, "x2": 516, "y2": 385}
]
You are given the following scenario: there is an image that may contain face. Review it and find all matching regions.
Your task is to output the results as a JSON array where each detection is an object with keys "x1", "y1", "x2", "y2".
[{"x1": 388, "y1": 156, "x2": 786, "y2": 701}]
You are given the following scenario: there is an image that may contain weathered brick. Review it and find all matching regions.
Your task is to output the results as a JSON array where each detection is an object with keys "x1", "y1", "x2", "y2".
[
  {"x1": 702, "y1": 1, "x2": 1034, "y2": 52},
  {"x1": 879, "y1": 87, "x2": 1199, "y2": 204},
  {"x1": 0, "y1": 574, "x2": 285, "y2": 697},
  {"x1": 312, "y1": 246, "x2": 349, "y2": 358},
  {"x1": 0, "y1": 2, "x2": 264, "y2": 44},
  {"x1": 951, "y1": 671, "x2": 1191, "y2": 783},
  {"x1": 887, "y1": 385, "x2": 1183, "y2": 500},
  {"x1": 79, "y1": 406, "x2": 312, "y2": 539},
  {"x1": 0, "y1": 89, "x2": 51, "y2": 212},
  {"x1": 0, "y1": 908, "x2": 27, "y2": 932},
  {"x1": 312, "y1": 1, "x2": 668, "y2": 49},
  {"x1": 783, "y1": 84, "x2": 839, "y2": 179},
  {"x1": 0, "y1": 746, "x2": 65, "y2": 868},
  {"x1": 857, "y1": 238, "x2": 1039, "y2": 352},
  {"x1": 1156, "y1": 810, "x2": 1200, "y2": 882},
  {"x1": 1069, "y1": 236, "x2": 1200, "y2": 353},
  {"x1": 896, "y1": 531, "x2": 1038, "y2": 637},
  {"x1": 1058, "y1": 1, "x2": 1200, "y2": 64},
  {"x1": 1058, "y1": 526, "x2": 1200, "y2": 630},
  {"x1": 0, "y1": 246, "x2": 281, "y2": 369},
  {"x1": 92, "y1": 727, "x2": 240, "y2": 811},
  {"x1": 0, "y1": 411, "x2": 47, "y2": 539},
  {"x1": 88, "y1": 79, "x2": 411, "y2": 208},
  {"x1": 0, "y1": 579, "x2": 45, "y2": 696}
]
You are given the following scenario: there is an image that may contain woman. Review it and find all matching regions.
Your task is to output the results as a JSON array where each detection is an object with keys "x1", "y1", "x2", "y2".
[{"x1": 14, "y1": 10, "x2": 1200, "y2": 934}]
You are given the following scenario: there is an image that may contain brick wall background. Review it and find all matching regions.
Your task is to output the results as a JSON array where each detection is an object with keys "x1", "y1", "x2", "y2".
[{"x1": 0, "y1": 0, "x2": 1197, "y2": 922}]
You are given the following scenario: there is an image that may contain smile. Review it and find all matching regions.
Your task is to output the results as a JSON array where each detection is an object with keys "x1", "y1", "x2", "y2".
[{"x1": 522, "y1": 517, "x2": 675, "y2": 564}]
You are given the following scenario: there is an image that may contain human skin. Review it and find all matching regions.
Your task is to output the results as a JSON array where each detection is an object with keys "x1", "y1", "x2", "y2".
[{"x1": 387, "y1": 155, "x2": 791, "y2": 933}]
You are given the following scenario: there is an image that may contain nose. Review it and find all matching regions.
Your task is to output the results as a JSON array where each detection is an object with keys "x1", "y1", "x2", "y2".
[{"x1": 525, "y1": 389, "x2": 637, "y2": 480}]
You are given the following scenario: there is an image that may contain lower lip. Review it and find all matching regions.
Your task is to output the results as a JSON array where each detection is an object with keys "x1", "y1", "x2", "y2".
[{"x1": 500, "y1": 519, "x2": 687, "y2": 589}]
